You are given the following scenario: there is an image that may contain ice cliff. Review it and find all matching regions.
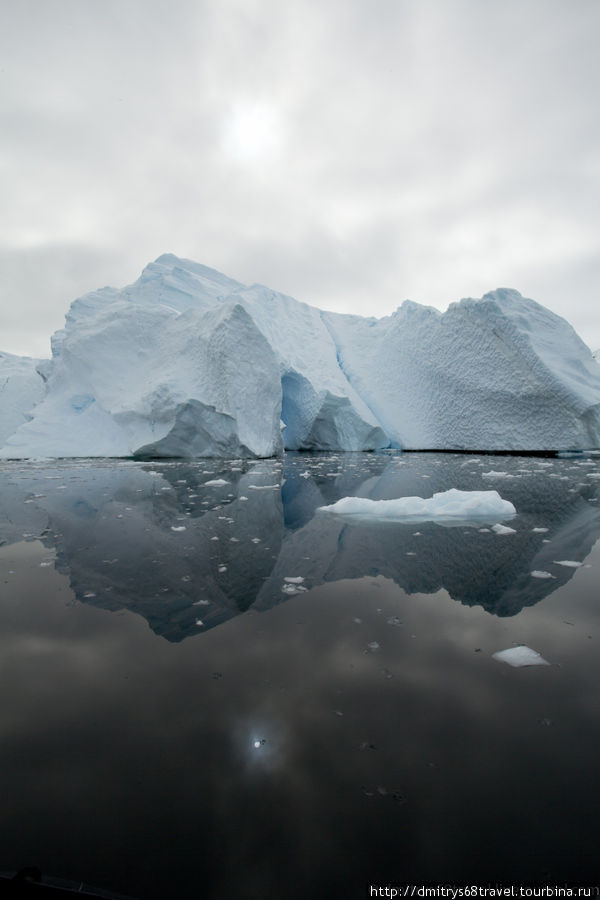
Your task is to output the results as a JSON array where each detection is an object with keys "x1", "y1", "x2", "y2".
[{"x1": 1, "y1": 254, "x2": 600, "y2": 457}]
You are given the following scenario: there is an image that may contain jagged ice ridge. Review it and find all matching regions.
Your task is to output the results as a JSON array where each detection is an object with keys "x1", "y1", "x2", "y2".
[{"x1": 2, "y1": 253, "x2": 600, "y2": 458}]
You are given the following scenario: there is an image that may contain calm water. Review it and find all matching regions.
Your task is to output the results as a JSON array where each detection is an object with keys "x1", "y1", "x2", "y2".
[{"x1": 1, "y1": 451, "x2": 599, "y2": 898}]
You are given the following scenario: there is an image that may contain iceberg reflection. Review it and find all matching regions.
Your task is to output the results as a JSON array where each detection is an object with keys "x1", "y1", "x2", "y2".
[{"x1": 1, "y1": 451, "x2": 599, "y2": 638}]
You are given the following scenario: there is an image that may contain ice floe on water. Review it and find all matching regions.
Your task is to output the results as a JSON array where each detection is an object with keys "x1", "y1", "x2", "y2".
[
  {"x1": 553, "y1": 559, "x2": 584, "y2": 567},
  {"x1": 317, "y1": 489, "x2": 516, "y2": 523},
  {"x1": 491, "y1": 523, "x2": 517, "y2": 535},
  {"x1": 492, "y1": 646, "x2": 550, "y2": 667},
  {"x1": 530, "y1": 571, "x2": 556, "y2": 579}
]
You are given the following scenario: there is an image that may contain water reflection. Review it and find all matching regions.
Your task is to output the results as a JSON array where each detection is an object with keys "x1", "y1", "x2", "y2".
[{"x1": 1, "y1": 451, "x2": 599, "y2": 639}]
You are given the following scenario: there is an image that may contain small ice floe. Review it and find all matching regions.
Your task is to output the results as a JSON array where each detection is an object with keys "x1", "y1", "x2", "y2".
[
  {"x1": 553, "y1": 560, "x2": 583, "y2": 568},
  {"x1": 170, "y1": 525, "x2": 186, "y2": 532},
  {"x1": 387, "y1": 616, "x2": 403, "y2": 626},
  {"x1": 39, "y1": 561, "x2": 53, "y2": 567},
  {"x1": 317, "y1": 489, "x2": 516, "y2": 522},
  {"x1": 251, "y1": 537, "x2": 261, "y2": 544},
  {"x1": 83, "y1": 591, "x2": 96, "y2": 598},
  {"x1": 202, "y1": 479, "x2": 229, "y2": 487},
  {"x1": 530, "y1": 571, "x2": 556, "y2": 579},
  {"x1": 492, "y1": 646, "x2": 550, "y2": 667},
  {"x1": 284, "y1": 576, "x2": 305, "y2": 584},
  {"x1": 482, "y1": 471, "x2": 511, "y2": 478},
  {"x1": 366, "y1": 641, "x2": 380, "y2": 652},
  {"x1": 193, "y1": 599, "x2": 210, "y2": 606},
  {"x1": 281, "y1": 581, "x2": 308, "y2": 595},
  {"x1": 532, "y1": 527, "x2": 549, "y2": 533},
  {"x1": 195, "y1": 619, "x2": 205, "y2": 626},
  {"x1": 218, "y1": 565, "x2": 227, "y2": 573},
  {"x1": 491, "y1": 523, "x2": 516, "y2": 535},
  {"x1": 299, "y1": 471, "x2": 311, "y2": 479},
  {"x1": 248, "y1": 484, "x2": 279, "y2": 490}
]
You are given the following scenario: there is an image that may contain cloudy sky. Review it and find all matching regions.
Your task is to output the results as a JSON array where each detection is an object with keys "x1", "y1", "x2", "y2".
[{"x1": 1, "y1": 0, "x2": 599, "y2": 358}]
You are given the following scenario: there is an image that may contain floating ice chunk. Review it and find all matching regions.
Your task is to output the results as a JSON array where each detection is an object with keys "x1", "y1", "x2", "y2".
[
  {"x1": 492, "y1": 646, "x2": 550, "y2": 667},
  {"x1": 491, "y1": 523, "x2": 517, "y2": 535},
  {"x1": 552, "y1": 559, "x2": 583, "y2": 567},
  {"x1": 284, "y1": 576, "x2": 305, "y2": 584},
  {"x1": 387, "y1": 616, "x2": 403, "y2": 626},
  {"x1": 482, "y1": 471, "x2": 510, "y2": 478},
  {"x1": 532, "y1": 527, "x2": 549, "y2": 533},
  {"x1": 202, "y1": 479, "x2": 229, "y2": 486},
  {"x1": 530, "y1": 570, "x2": 556, "y2": 579},
  {"x1": 171, "y1": 525, "x2": 187, "y2": 532},
  {"x1": 281, "y1": 582, "x2": 307, "y2": 594},
  {"x1": 318, "y1": 489, "x2": 516, "y2": 522},
  {"x1": 247, "y1": 484, "x2": 279, "y2": 490}
]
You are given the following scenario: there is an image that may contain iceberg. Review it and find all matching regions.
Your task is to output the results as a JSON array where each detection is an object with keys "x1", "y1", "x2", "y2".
[
  {"x1": 317, "y1": 488, "x2": 516, "y2": 522},
  {"x1": 492, "y1": 646, "x2": 550, "y2": 667},
  {"x1": 0, "y1": 352, "x2": 46, "y2": 446},
  {"x1": 2, "y1": 254, "x2": 600, "y2": 458}
]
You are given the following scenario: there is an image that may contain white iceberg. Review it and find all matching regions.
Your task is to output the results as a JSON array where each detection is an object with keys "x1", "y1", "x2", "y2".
[
  {"x1": 2, "y1": 255, "x2": 600, "y2": 458},
  {"x1": 317, "y1": 488, "x2": 516, "y2": 522},
  {"x1": 0, "y1": 352, "x2": 46, "y2": 446},
  {"x1": 492, "y1": 646, "x2": 550, "y2": 667}
]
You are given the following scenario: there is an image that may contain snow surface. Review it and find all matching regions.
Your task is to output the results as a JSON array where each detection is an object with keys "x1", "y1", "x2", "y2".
[
  {"x1": 317, "y1": 488, "x2": 516, "y2": 522},
  {"x1": 2, "y1": 255, "x2": 600, "y2": 457}
]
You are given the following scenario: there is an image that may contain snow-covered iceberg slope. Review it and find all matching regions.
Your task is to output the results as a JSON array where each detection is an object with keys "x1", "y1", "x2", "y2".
[{"x1": 1, "y1": 254, "x2": 600, "y2": 457}]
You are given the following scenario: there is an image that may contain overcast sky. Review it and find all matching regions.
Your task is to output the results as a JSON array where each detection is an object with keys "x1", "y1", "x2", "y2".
[{"x1": 1, "y1": 0, "x2": 599, "y2": 358}]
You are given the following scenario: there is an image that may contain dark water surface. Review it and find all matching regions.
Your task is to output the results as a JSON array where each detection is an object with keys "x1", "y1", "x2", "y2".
[{"x1": 1, "y1": 452, "x2": 599, "y2": 898}]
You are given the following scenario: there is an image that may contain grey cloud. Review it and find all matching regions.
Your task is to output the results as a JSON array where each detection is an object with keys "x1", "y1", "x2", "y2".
[{"x1": 0, "y1": 0, "x2": 598, "y2": 355}]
